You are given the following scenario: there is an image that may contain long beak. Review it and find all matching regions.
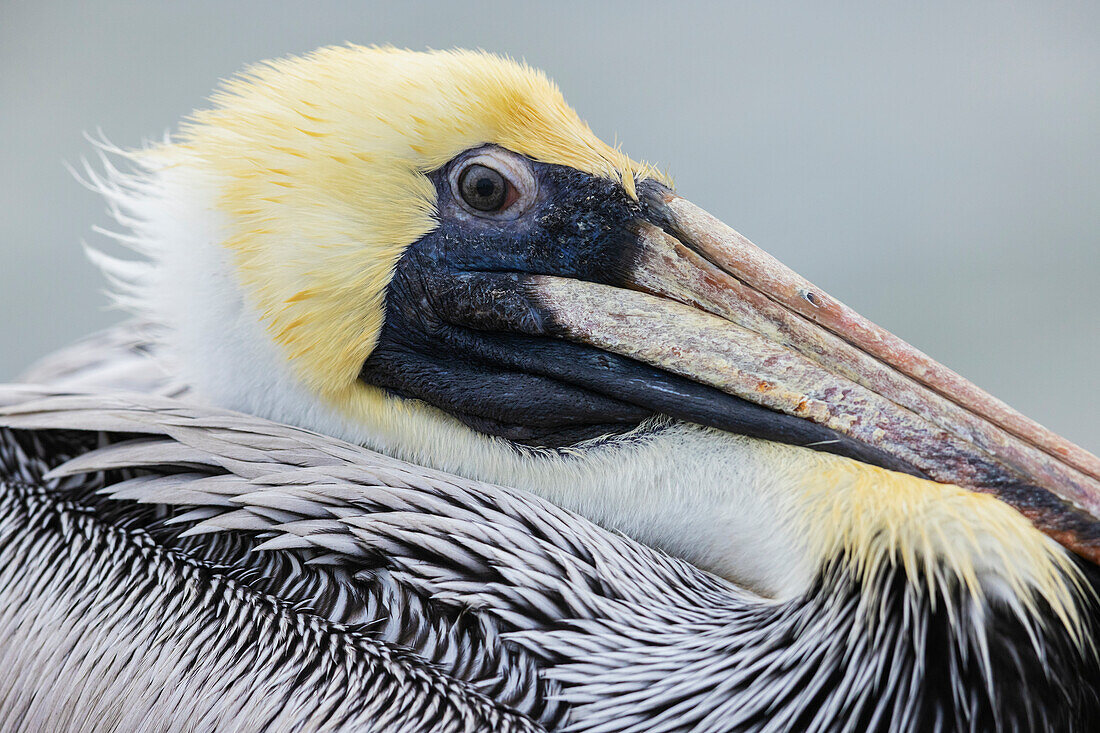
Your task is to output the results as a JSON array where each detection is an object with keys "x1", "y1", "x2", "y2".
[{"x1": 530, "y1": 182, "x2": 1100, "y2": 562}]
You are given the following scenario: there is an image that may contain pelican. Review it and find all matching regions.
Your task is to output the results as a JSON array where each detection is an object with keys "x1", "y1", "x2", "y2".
[{"x1": 1, "y1": 46, "x2": 1098, "y2": 731}]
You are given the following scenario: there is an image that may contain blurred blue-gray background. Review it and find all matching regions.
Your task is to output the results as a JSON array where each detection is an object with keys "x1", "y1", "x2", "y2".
[{"x1": 1, "y1": 1, "x2": 1097, "y2": 450}]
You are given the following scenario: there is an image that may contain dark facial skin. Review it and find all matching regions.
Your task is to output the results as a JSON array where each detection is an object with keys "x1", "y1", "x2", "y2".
[
  {"x1": 358, "y1": 146, "x2": 924, "y2": 472},
  {"x1": 359, "y1": 149, "x2": 652, "y2": 445}
]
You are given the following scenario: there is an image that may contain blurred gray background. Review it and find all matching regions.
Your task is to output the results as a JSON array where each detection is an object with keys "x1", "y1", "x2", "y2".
[{"x1": 1, "y1": 1, "x2": 1097, "y2": 451}]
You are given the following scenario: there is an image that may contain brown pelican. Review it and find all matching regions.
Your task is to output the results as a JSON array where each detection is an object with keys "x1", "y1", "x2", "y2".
[{"x1": 1, "y1": 46, "x2": 1098, "y2": 731}]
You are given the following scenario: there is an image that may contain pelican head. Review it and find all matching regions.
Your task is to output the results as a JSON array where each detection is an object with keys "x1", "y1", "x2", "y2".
[{"x1": 92, "y1": 46, "x2": 1099, "y2": 612}]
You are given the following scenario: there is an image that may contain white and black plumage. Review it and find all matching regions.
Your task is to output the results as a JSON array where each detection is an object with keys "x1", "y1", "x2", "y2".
[
  {"x1": 2, "y1": 374, "x2": 1096, "y2": 732},
  {"x1": 2, "y1": 46, "x2": 1099, "y2": 732}
]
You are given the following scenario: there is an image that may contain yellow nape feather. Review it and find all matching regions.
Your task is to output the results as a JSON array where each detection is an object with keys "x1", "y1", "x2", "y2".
[
  {"x1": 792, "y1": 449, "x2": 1085, "y2": 640},
  {"x1": 150, "y1": 45, "x2": 660, "y2": 402}
]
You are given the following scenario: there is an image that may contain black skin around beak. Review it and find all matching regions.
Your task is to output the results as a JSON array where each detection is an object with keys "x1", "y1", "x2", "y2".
[{"x1": 359, "y1": 154, "x2": 920, "y2": 472}]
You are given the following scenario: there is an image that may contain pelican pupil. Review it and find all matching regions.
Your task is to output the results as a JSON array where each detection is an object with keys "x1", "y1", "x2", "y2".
[{"x1": 460, "y1": 164, "x2": 507, "y2": 211}]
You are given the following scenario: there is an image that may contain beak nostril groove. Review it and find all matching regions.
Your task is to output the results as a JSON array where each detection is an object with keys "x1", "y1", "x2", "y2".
[{"x1": 801, "y1": 290, "x2": 820, "y2": 307}]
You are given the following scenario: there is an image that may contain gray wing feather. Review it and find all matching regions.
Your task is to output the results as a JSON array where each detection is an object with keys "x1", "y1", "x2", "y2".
[
  {"x1": 0, "y1": 385, "x2": 940, "y2": 733},
  {"x1": 16, "y1": 320, "x2": 184, "y2": 397}
]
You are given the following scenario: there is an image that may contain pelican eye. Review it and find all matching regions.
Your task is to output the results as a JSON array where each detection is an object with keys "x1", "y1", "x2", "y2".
[
  {"x1": 458, "y1": 164, "x2": 510, "y2": 211},
  {"x1": 448, "y1": 149, "x2": 534, "y2": 220}
]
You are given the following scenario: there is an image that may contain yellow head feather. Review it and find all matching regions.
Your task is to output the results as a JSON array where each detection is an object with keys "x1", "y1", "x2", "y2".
[
  {"x1": 789, "y1": 448, "x2": 1087, "y2": 641},
  {"x1": 161, "y1": 45, "x2": 660, "y2": 402}
]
